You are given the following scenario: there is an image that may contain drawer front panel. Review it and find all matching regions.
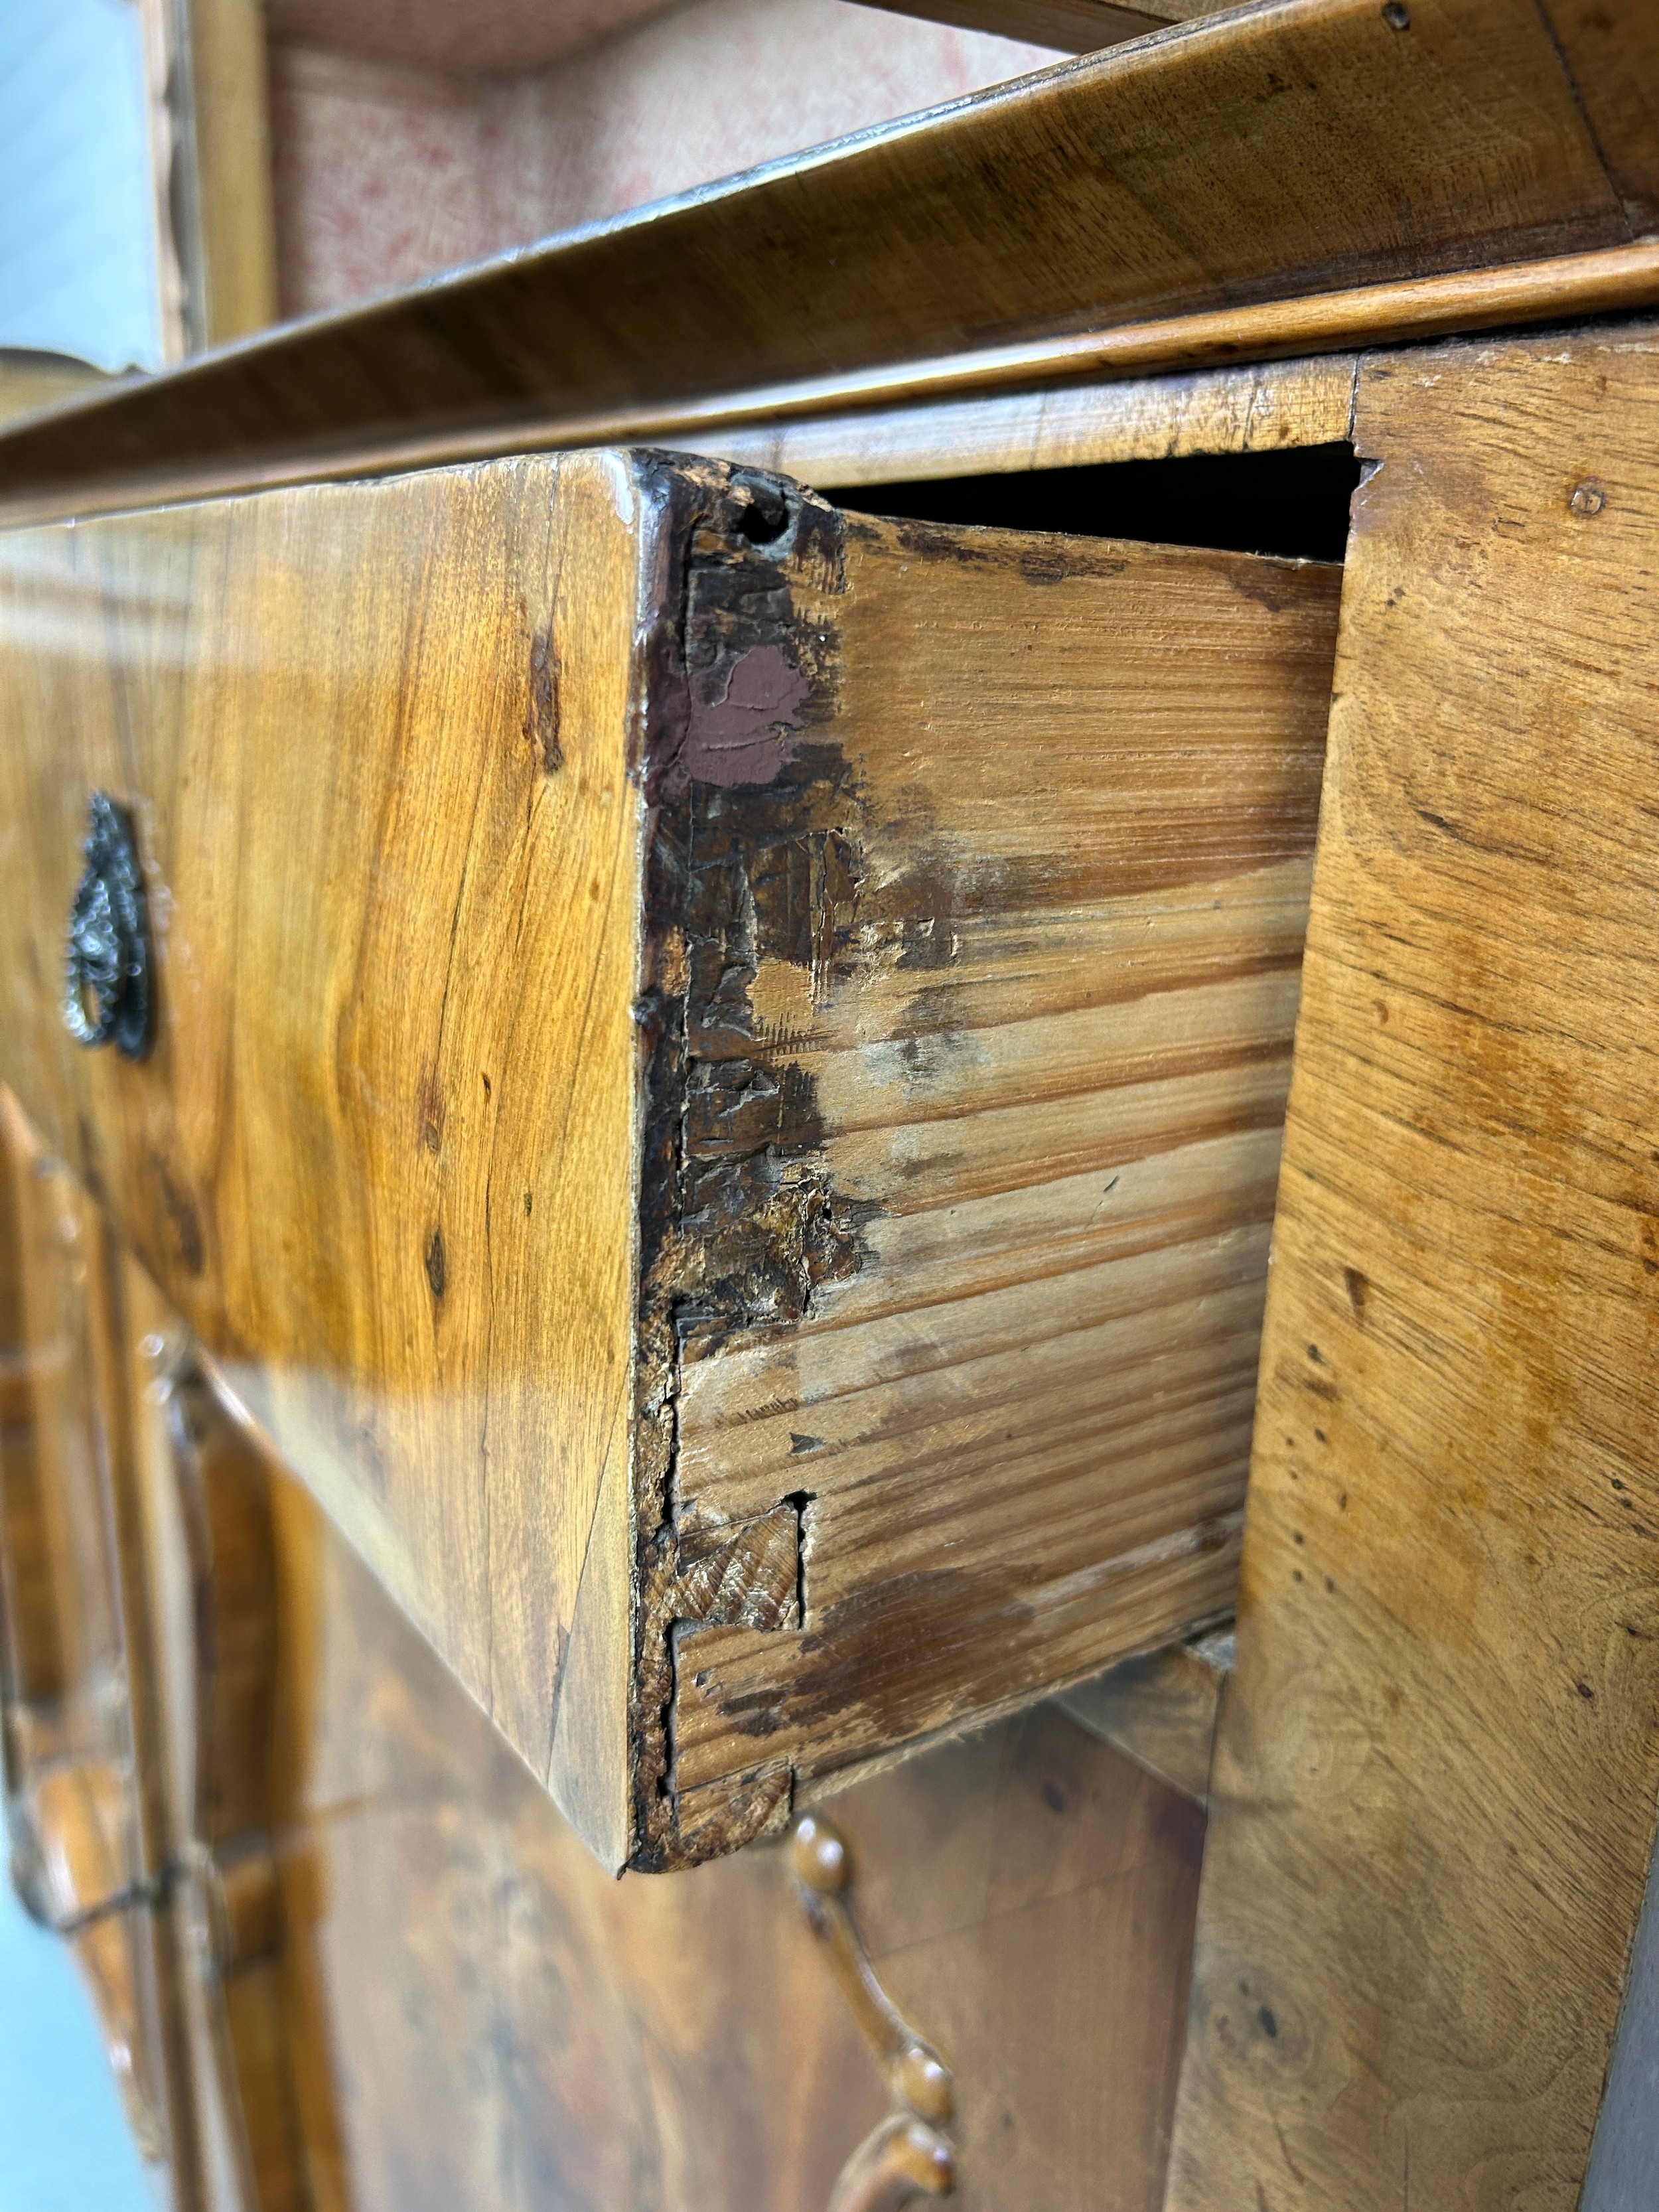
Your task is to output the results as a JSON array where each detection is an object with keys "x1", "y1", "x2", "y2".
[{"x1": 0, "y1": 454, "x2": 646, "y2": 1859}]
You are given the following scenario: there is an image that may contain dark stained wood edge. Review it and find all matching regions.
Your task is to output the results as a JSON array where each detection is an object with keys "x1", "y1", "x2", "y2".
[
  {"x1": 0, "y1": 0, "x2": 1646, "y2": 521},
  {"x1": 626, "y1": 454, "x2": 859, "y2": 1870},
  {"x1": 851, "y1": 0, "x2": 1179, "y2": 51}
]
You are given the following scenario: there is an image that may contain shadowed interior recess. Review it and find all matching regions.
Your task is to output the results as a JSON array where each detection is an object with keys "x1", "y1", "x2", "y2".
[{"x1": 826, "y1": 442, "x2": 1364, "y2": 563}]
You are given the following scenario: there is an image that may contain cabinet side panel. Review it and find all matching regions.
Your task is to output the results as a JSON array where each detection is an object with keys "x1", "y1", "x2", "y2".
[
  {"x1": 0, "y1": 455, "x2": 646, "y2": 1855},
  {"x1": 1167, "y1": 332, "x2": 1659, "y2": 2207}
]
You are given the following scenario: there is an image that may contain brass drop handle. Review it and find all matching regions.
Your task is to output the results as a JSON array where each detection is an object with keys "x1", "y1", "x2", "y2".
[
  {"x1": 62, "y1": 792, "x2": 153, "y2": 1059},
  {"x1": 788, "y1": 1810, "x2": 956, "y2": 2209}
]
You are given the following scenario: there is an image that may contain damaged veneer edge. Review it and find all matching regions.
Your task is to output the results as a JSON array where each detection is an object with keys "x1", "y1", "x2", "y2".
[{"x1": 626, "y1": 458, "x2": 861, "y2": 1871}]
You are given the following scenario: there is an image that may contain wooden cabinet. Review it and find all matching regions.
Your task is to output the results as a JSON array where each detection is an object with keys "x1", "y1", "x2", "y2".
[
  {"x1": 0, "y1": 1090, "x2": 1207, "y2": 2212},
  {"x1": 7, "y1": 3, "x2": 1659, "y2": 2205},
  {"x1": 0, "y1": 449, "x2": 1336, "y2": 1873}
]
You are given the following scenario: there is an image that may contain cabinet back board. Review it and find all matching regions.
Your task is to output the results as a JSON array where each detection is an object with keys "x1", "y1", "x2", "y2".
[{"x1": 0, "y1": 449, "x2": 1340, "y2": 1867}]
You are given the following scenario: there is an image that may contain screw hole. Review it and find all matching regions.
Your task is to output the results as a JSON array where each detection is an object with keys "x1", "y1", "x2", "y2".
[{"x1": 733, "y1": 477, "x2": 791, "y2": 546}]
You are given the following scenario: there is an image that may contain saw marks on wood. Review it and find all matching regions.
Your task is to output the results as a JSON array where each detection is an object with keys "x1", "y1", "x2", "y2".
[{"x1": 666, "y1": 508, "x2": 1340, "y2": 1808}]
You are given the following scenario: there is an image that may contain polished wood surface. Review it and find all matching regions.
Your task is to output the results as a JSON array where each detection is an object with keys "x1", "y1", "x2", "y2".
[
  {"x1": 0, "y1": 455, "x2": 645, "y2": 1866},
  {"x1": 13, "y1": 245, "x2": 1659, "y2": 533},
  {"x1": 0, "y1": 449, "x2": 1336, "y2": 1867},
  {"x1": 0, "y1": 0, "x2": 1648, "y2": 519},
  {"x1": 3, "y1": 1090, "x2": 1215, "y2": 2209},
  {"x1": 0, "y1": 1098, "x2": 207, "y2": 2199},
  {"x1": 1166, "y1": 325, "x2": 1659, "y2": 2207},
  {"x1": 259, "y1": 1453, "x2": 1206, "y2": 2212},
  {"x1": 3, "y1": 0, "x2": 1658, "y2": 2185},
  {"x1": 133, "y1": 1335, "x2": 315, "y2": 2212},
  {"x1": 0, "y1": 1100, "x2": 171, "y2": 2166}
]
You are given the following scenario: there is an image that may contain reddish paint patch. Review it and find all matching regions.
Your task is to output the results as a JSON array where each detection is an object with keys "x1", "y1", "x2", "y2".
[{"x1": 683, "y1": 643, "x2": 809, "y2": 787}]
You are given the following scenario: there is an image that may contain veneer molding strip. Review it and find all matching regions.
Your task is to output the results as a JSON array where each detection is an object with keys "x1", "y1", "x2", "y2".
[{"x1": 1, "y1": 242, "x2": 1656, "y2": 528}]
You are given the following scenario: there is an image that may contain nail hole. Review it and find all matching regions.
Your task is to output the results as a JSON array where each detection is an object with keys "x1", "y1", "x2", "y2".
[{"x1": 733, "y1": 477, "x2": 791, "y2": 545}]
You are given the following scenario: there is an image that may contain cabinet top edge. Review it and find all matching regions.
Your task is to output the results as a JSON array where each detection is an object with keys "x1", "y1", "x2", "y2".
[{"x1": 0, "y1": 0, "x2": 1652, "y2": 522}]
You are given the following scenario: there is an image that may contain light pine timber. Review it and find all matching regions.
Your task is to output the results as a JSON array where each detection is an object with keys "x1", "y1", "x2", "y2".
[
  {"x1": 701, "y1": 355, "x2": 1358, "y2": 488},
  {"x1": 642, "y1": 480, "x2": 1339, "y2": 1840},
  {"x1": 0, "y1": 451, "x2": 1338, "y2": 1868},
  {"x1": 1165, "y1": 326, "x2": 1659, "y2": 2209}
]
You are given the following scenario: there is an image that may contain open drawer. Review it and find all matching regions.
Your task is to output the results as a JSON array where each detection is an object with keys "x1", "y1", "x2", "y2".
[{"x1": 0, "y1": 451, "x2": 1339, "y2": 1870}]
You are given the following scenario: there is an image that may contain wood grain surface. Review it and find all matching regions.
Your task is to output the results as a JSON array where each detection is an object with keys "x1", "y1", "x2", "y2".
[
  {"x1": 0, "y1": 454, "x2": 645, "y2": 1866},
  {"x1": 11, "y1": 246, "x2": 1659, "y2": 535},
  {"x1": 1541, "y1": 0, "x2": 1659, "y2": 237},
  {"x1": 9, "y1": 1078, "x2": 1210, "y2": 2204},
  {"x1": 0, "y1": 449, "x2": 1337, "y2": 1866},
  {"x1": 0, "y1": 1097, "x2": 207, "y2": 2196},
  {"x1": 651, "y1": 492, "x2": 1340, "y2": 1852},
  {"x1": 0, "y1": 0, "x2": 1642, "y2": 514},
  {"x1": 1056, "y1": 1630, "x2": 1230, "y2": 1803},
  {"x1": 260, "y1": 1446, "x2": 1206, "y2": 2212},
  {"x1": 1166, "y1": 326, "x2": 1659, "y2": 2207},
  {"x1": 3, "y1": 1092, "x2": 344, "y2": 2210},
  {"x1": 703, "y1": 356, "x2": 1358, "y2": 487}
]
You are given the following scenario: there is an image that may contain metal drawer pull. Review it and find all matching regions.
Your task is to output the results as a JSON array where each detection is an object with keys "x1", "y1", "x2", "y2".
[{"x1": 62, "y1": 792, "x2": 153, "y2": 1059}]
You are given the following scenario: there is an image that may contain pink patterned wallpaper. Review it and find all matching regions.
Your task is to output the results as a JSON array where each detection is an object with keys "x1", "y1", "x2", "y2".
[
  {"x1": 266, "y1": 0, "x2": 685, "y2": 75},
  {"x1": 269, "y1": 0, "x2": 1061, "y2": 318}
]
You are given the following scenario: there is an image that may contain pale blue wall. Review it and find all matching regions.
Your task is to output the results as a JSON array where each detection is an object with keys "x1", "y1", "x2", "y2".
[
  {"x1": 0, "y1": 1819, "x2": 155, "y2": 2212},
  {"x1": 1582, "y1": 1828, "x2": 1659, "y2": 2209},
  {"x1": 0, "y1": 11, "x2": 165, "y2": 2199},
  {"x1": 0, "y1": 0, "x2": 163, "y2": 370}
]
